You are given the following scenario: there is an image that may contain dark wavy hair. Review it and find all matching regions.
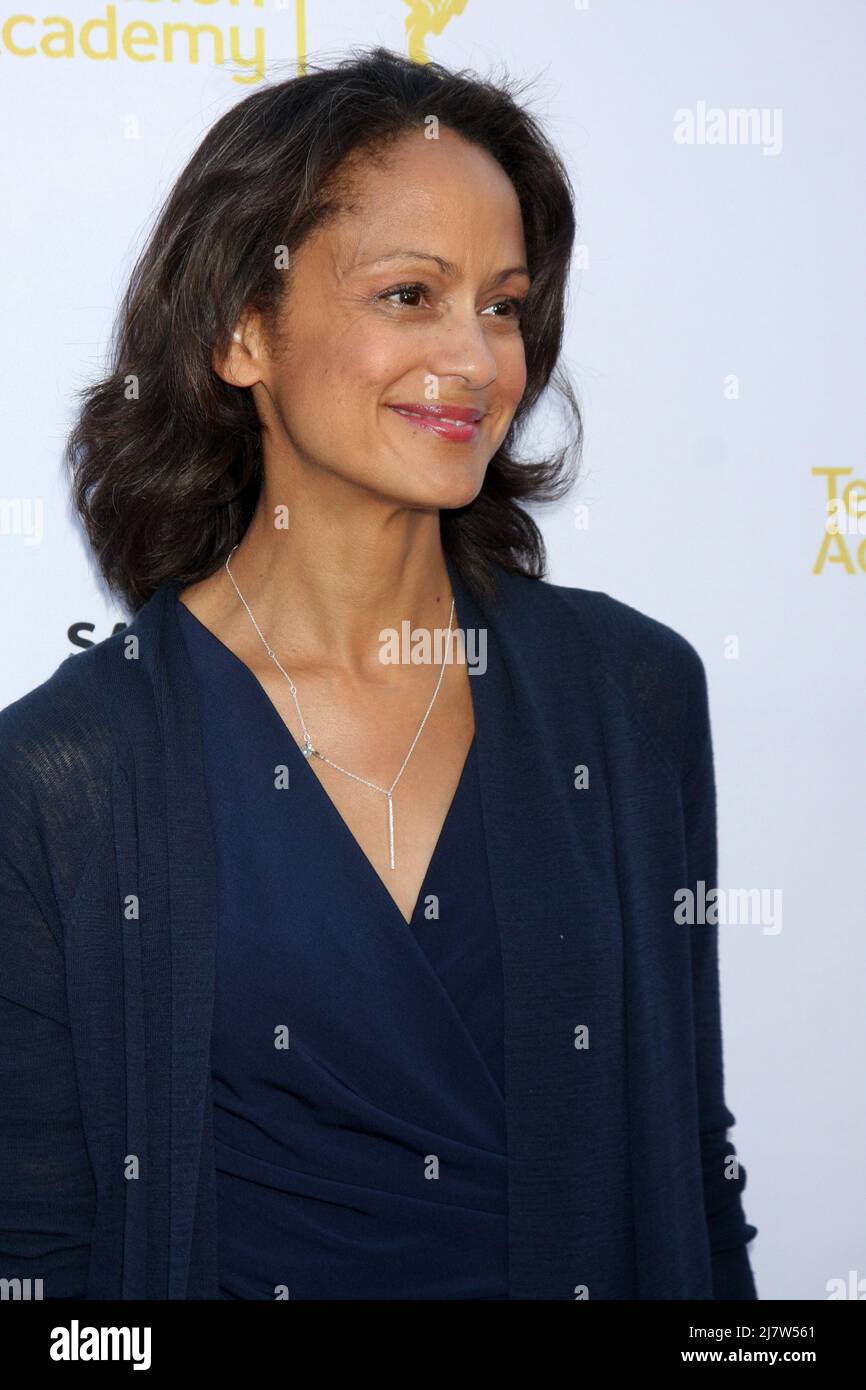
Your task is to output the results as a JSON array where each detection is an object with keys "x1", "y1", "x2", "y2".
[{"x1": 66, "y1": 45, "x2": 583, "y2": 616}]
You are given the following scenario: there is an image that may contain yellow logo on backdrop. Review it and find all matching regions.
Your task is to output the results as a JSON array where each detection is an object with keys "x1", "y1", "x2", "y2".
[
  {"x1": 1, "y1": 0, "x2": 276, "y2": 85},
  {"x1": 0, "y1": 0, "x2": 470, "y2": 83},
  {"x1": 403, "y1": 0, "x2": 468, "y2": 64},
  {"x1": 812, "y1": 467, "x2": 866, "y2": 574}
]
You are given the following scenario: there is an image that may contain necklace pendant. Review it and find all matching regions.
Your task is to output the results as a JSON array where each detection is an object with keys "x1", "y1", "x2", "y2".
[
  {"x1": 387, "y1": 792, "x2": 395, "y2": 870},
  {"x1": 301, "y1": 737, "x2": 315, "y2": 759}
]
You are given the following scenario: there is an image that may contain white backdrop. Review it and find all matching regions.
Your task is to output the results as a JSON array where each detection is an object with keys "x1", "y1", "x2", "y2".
[{"x1": 2, "y1": 0, "x2": 864, "y2": 1302}]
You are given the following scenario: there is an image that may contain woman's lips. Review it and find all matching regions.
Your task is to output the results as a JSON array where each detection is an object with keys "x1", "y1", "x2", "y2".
[{"x1": 385, "y1": 405, "x2": 481, "y2": 443}]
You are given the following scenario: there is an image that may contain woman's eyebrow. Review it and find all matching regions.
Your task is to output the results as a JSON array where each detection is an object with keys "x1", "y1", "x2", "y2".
[{"x1": 356, "y1": 249, "x2": 531, "y2": 285}]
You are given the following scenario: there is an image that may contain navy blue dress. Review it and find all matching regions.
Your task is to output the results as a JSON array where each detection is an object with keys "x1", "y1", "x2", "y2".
[{"x1": 177, "y1": 601, "x2": 508, "y2": 1300}]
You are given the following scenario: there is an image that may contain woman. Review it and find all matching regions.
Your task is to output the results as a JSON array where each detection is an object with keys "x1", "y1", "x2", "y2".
[{"x1": 0, "y1": 47, "x2": 758, "y2": 1300}]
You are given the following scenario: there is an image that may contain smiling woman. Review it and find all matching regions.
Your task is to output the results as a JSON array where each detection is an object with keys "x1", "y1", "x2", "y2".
[
  {"x1": 65, "y1": 49, "x2": 581, "y2": 614},
  {"x1": 0, "y1": 45, "x2": 758, "y2": 1302},
  {"x1": 206, "y1": 122, "x2": 539, "y2": 537}
]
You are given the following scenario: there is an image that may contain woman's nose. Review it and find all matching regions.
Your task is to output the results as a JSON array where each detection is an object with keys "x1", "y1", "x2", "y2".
[{"x1": 425, "y1": 309, "x2": 500, "y2": 391}]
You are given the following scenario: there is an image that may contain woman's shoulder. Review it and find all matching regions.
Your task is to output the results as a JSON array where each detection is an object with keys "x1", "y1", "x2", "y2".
[
  {"x1": 1, "y1": 638, "x2": 119, "y2": 783},
  {"x1": 0, "y1": 630, "x2": 148, "y2": 894},
  {"x1": 500, "y1": 566, "x2": 706, "y2": 682},
  {"x1": 498, "y1": 567, "x2": 710, "y2": 776},
  {"x1": 0, "y1": 581, "x2": 168, "y2": 776}
]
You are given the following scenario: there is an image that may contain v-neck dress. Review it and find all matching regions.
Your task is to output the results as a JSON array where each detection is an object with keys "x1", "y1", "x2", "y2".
[{"x1": 177, "y1": 600, "x2": 508, "y2": 1300}]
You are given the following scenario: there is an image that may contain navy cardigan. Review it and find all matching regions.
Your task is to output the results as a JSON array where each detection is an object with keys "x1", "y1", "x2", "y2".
[{"x1": 0, "y1": 552, "x2": 759, "y2": 1299}]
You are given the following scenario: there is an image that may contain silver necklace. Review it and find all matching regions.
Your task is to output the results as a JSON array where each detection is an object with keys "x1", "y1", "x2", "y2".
[{"x1": 224, "y1": 545, "x2": 457, "y2": 871}]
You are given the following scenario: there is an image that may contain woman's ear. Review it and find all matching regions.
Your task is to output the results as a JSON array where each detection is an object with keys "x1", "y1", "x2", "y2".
[{"x1": 212, "y1": 318, "x2": 259, "y2": 387}]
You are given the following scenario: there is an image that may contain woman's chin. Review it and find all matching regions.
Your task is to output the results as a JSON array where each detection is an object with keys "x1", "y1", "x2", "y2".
[{"x1": 393, "y1": 467, "x2": 487, "y2": 512}]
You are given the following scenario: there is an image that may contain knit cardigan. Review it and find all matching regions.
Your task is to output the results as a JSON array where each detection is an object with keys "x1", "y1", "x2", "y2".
[{"x1": 0, "y1": 552, "x2": 758, "y2": 1299}]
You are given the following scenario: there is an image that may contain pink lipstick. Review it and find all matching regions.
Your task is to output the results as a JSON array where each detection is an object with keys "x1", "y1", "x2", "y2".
[{"x1": 386, "y1": 402, "x2": 484, "y2": 443}]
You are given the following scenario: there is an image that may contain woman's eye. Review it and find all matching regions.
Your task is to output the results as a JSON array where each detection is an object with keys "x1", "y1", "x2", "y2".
[
  {"x1": 482, "y1": 297, "x2": 526, "y2": 320},
  {"x1": 379, "y1": 283, "x2": 430, "y2": 309},
  {"x1": 378, "y1": 284, "x2": 526, "y2": 320}
]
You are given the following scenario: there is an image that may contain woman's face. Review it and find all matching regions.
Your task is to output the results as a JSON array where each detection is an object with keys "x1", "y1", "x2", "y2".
[{"x1": 233, "y1": 126, "x2": 530, "y2": 511}]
